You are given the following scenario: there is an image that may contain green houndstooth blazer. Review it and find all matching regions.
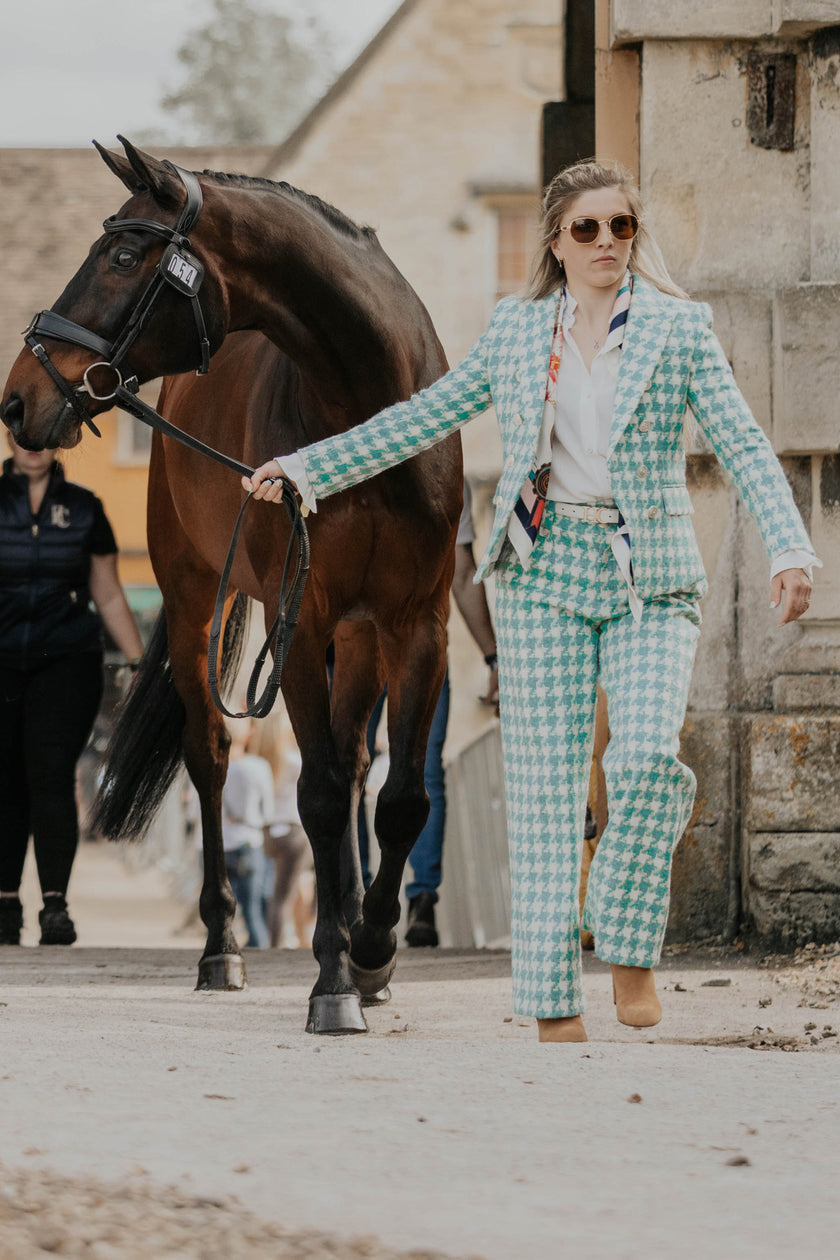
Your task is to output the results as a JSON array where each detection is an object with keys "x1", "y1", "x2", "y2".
[{"x1": 298, "y1": 275, "x2": 815, "y2": 598}]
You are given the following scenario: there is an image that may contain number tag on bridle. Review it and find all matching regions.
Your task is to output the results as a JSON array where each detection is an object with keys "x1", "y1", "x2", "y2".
[{"x1": 159, "y1": 243, "x2": 204, "y2": 296}]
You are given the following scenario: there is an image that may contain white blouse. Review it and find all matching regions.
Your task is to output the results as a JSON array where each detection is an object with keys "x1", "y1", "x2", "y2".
[{"x1": 546, "y1": 290, "x2": 618, "y2": 506}]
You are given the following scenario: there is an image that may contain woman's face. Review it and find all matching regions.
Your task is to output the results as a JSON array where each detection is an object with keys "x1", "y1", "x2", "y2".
[
  {"x1": 6, "y1": 432, "x2": 56, "y2": 478},
  {"x1": 550, "y1": 186, "x2": 635, "y2": 293}
]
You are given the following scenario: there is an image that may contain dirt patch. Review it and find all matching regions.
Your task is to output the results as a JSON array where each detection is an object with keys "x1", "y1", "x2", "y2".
[
  {"x1": 0, "y1": 1163, "x2": 483, "y2": 1260},
  {"x1": 763, "y1": 941, "x2": 840, "y2": 1011}
]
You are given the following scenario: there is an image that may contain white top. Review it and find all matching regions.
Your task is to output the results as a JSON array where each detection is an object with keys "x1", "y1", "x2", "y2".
[
  {"x1": 221, "y1": 753, "x2": 275, "y2": 853},
  {"x1": 547, "y1": 289, "x2": 618, "y2": 506},
  {"x1": 457, "y1": 477, "x2": 476, "y2": 546}
]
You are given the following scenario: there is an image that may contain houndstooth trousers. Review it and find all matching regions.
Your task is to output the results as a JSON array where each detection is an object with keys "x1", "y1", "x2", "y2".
[{"x1": 494, "y1": 503, "x2": 702, "y2": 1018}]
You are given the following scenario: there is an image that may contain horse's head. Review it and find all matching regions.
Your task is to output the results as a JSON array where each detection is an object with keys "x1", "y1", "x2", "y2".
[{"x1": 1, "y1": 137, "x2": 228, "y2": 450}]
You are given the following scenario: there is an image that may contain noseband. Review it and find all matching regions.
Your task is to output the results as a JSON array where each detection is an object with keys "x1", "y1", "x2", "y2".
[{"x1": 22, "y1": 162, "x2": 210, "y2": 437}]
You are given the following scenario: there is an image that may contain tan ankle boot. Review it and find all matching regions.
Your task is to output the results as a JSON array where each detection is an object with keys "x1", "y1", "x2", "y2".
[
  {"x1": 537, "y1": 1015, "x2": 588, "y2": 1043},
  {"x1": 611, "y1": 965, "x2": 661, "y2": 1028}
]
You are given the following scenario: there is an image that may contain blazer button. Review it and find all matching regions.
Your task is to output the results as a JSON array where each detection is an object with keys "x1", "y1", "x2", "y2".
[
  {"x1": 506, "y1": 455, "x2": 514, "y2": 469},
  {"x1": 639, "y1": 420, "x2": 652, "y2": 433},
  {"x1": 514, "y1": 413, "x2": 524, "y2": 427},
  {"x1": 637, "y1": 465, "x2": 649, "y2": 480},
  {"x1": 647, "y1": 505, "x2": 659, "y2": 520}
]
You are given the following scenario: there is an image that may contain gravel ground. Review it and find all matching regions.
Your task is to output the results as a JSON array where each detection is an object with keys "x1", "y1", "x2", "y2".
[
  {"x1": 0, "y1": 1164, "x2": 480, "y2": 1259},
  {"x1": 1, "y1": 943, "x2": 839, "y2": 1259}
]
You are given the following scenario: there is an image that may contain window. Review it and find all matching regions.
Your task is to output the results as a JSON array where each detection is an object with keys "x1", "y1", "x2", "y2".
[
  {"x1": 115, "y1": 379, "x2": 160, "y2": 465},
  {"x1": 494, "y1": 202, "x2": 540, "y2": 303}
]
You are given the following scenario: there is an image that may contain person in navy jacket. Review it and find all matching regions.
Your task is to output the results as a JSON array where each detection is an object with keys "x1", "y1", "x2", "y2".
[{"x1": 0, "y1": 434, "x2": 144, "y2": 946}]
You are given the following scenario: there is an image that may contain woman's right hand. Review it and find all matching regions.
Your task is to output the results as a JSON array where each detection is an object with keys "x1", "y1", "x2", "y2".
[{"x1": 242, "y1": 459, "x2": 297, "y2": 502}]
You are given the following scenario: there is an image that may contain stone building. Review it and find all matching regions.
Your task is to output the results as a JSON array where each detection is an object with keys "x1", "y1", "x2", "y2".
[
  {"x1": 260, "y1": 0, "x2": 562, "y2": 747},
  {"x1": 263, "y1": 0, "x2": 561, "y2": 483},
  {"x1": 596, "y1": 1, "x2": 840, "y2": 945}
]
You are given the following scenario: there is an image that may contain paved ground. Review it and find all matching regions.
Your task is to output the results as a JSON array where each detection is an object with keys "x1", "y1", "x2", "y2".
[{"x1": 2, "y1": 844, "x2": 839, "y2": 1258}]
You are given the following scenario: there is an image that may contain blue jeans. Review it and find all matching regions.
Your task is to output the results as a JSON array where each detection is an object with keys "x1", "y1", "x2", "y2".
[
  {"x1": 226, "y1": 845, "x2": 269, "y2": 948},
  {"x1": 358, "y1": 668, "x2": 450, "y2": 901}
]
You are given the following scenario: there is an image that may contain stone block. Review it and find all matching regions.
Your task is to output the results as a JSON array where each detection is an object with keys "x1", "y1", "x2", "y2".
[
  {"x1": 776, "y1": 2, "x2": 840, "y2": 35},
  {"x1": 641, "y1": 44, "x2": 809, "y2": 293},
  {"x1": 611, "y1": 1, "x2": 775, "y2": 42},
  {"x1": 773, "y1": 673, "x2": 840, "y2": 710},
  {"x1": 772, "y1": 285, "x2": 840, "y2": 454},
  {"x1": 611, "y1": 0, "x2": 840, "y2": 43},
  {"x1": 666, "y1": 713, "x2": 733, "y2": 942},
  {"x1": 745, "y1": 889, "x2": 840, "y2": 947},
  {"x1": 748, "y1": 831, "x2": 840, "y2": 891},
  {"x1": 693, "y1": 292, "x2": 772, "y2": 439},
  {"x1": 743, "y1": 714, "x2": 840, "y2": 832}
]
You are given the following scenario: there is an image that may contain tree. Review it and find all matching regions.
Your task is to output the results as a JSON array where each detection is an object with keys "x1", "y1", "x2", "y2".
[{"x1": 161, "y1": 0, "x2": 334, "y2": 145}]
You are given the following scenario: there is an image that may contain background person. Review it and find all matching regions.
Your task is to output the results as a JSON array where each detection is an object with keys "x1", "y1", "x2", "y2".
[
  {"x1": 245, "y1": 159, "x2": 817, "y2": 1044},
  {"x1": 356, "y1": 478, "x2": 499, "y2": 948},
  {"x1": 250, "y1": 712, "x2": 314, "y2": 949},
  {"x1": 221, "y1": 719, "x2": 274, "y2": 949},
  {"x1": 0, "y1": 434, "x2": 143, "y2": 946}
]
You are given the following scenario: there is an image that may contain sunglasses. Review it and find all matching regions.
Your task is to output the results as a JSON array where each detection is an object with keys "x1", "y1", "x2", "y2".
[{"x1": 559, "y1": 214, "x2": 639, "y2": 244}]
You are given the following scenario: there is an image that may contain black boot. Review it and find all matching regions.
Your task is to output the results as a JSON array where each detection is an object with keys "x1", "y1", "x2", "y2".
[
  {"x1": 405, "y1": 892, "x2": 438, "y2": 948},
  {"x1": 39, "y1": 894, "x2": 76, "y2": 946},
  {"x1": 0, "y1": 896, "x2": 23, "y2": 946}
]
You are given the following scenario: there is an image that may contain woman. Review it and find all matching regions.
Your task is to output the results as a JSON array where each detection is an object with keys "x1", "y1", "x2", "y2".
[
  {"x1": 244, "y1": 160, "x2": 818, "y2": 1043},
  {"x1": 0, "y1": 435, "x2": 144, "y2": 946},
  {"x1": 221, "y1": 718, "x2": 275, "y2": 950}
]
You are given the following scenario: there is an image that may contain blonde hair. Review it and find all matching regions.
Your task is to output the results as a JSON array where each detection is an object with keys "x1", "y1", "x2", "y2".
[{"x1": 527, "y1": 158, "x2": 688, "y2": 301}]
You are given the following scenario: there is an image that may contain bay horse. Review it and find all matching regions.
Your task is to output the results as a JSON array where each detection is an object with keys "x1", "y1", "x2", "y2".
[{"x1": 1, "y1": 139, "x2": 460, "y2": 1034}]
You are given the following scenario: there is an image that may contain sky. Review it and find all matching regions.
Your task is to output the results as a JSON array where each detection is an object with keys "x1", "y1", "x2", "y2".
[{"x1": 0, "y1": 0, "x2": 401, "y2": 147}]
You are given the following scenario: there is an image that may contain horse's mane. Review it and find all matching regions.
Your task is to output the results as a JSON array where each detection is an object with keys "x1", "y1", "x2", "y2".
[{"x1": 198, "y1": 169, "x2": 377, "y2": 242}]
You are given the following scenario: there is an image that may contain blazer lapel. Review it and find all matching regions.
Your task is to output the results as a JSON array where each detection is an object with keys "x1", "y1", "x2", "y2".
[
  {"x1": 516, "y1": 295, "x2": 559, "y2": 455},
  {"x1": 608, "y1": 276, "x2": 676, "y2": 456}
]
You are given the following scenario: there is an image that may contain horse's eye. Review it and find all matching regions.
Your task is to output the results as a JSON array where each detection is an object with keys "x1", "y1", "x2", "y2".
[{"x1": 112, "y1": 248, "x2": 138, "y2": 271}]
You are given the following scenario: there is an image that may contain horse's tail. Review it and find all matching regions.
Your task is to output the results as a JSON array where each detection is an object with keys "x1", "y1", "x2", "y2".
[{"x1": 93, "y1": 592, "x2": 251, "y2": 841}]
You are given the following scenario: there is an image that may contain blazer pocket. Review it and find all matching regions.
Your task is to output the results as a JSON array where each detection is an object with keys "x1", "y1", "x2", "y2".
[{"x1": 661, "y1": 484, "x2": 695, "y2": 516}]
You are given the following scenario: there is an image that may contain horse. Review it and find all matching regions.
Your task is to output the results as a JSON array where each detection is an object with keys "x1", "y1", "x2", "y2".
[{"x1": 1, "y1": 138, "x2": 461, "y2": 1035}]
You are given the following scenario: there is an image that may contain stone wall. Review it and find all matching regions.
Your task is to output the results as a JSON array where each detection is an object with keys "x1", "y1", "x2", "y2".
[{"x1": 606, "y1": 5, "x2": 840, "y2": 946}]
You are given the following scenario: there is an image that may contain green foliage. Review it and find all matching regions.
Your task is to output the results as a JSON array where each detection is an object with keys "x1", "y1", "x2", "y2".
[{"x1": 161, "y1": 0, "x2": 333, "y2": 144}]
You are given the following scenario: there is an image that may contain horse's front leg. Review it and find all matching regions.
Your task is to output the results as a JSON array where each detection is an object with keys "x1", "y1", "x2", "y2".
[
  {"x1": 281, "y1": 614, "x2": 372, "y2": 1034},
  {"x1": 351, "y1": 615, "x2": 446, "y2": 979}
]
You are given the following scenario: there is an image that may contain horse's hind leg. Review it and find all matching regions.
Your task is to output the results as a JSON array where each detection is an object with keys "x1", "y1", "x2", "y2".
[
  {"x1": 351, "y1": 618, "x2": 446, "y2": 978},
  {"x1": 149, "y1": 473, "x2": 245, "y2": 990}
]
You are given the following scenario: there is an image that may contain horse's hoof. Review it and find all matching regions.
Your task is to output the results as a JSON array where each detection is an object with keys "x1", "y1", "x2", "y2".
[
  {"x1": 348, "y1": 954, "x2": 397, "y2": 998},
  {"x1": 306, "y1": 994, "x2": 368, "y2": 1035},
  {"x1": 361, "y1": 985, "x2": 391, "y2": 1007},
  {"x1": 196, "y1": 953, "x2": 248, "y2": 991}
]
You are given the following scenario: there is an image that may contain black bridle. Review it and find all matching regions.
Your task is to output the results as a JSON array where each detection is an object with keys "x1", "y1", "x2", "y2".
[
  {"x1": 21, "y1": 160, "x2": 309, "y2": 720},
  {"x1": 23, "y1": 162, "x2": 210, "y2": 436}
]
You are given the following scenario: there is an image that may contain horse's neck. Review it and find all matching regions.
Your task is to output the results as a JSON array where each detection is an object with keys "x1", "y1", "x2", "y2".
[{"x1": 209, "y1": 190, "x2": 404, "y2": 423}]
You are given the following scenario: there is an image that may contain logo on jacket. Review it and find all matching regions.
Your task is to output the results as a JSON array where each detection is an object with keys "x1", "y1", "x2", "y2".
[{"x1": 51, "y1": 505, "x2": 70, "y2": 528}]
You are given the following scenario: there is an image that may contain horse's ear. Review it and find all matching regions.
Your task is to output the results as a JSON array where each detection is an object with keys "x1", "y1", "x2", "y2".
[
  {"x1": 92, "y1": 140, "x2": 147, "y2": 195},
  {"x1": 117, "y1": 136, "x2": 182, "y2": 210}
]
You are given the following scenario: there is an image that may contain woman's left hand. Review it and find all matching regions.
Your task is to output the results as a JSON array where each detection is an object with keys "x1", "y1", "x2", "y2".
[{"x1": 771, "y1": 568, "x2": 812, "y2": 625}]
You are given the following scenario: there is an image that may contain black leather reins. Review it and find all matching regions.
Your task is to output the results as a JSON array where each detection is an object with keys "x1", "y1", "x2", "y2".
[{"x1": 22, "y1": 160, "x2": 309, "y2": 719}]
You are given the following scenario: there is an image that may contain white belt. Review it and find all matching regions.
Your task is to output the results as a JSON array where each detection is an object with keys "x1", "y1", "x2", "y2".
[
  {"x1": 551, "y1": 501, "x2": 620, "y2": 526},
  {"x1": 551, "y1": 500, "x2": 643, "y2": 623}
]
